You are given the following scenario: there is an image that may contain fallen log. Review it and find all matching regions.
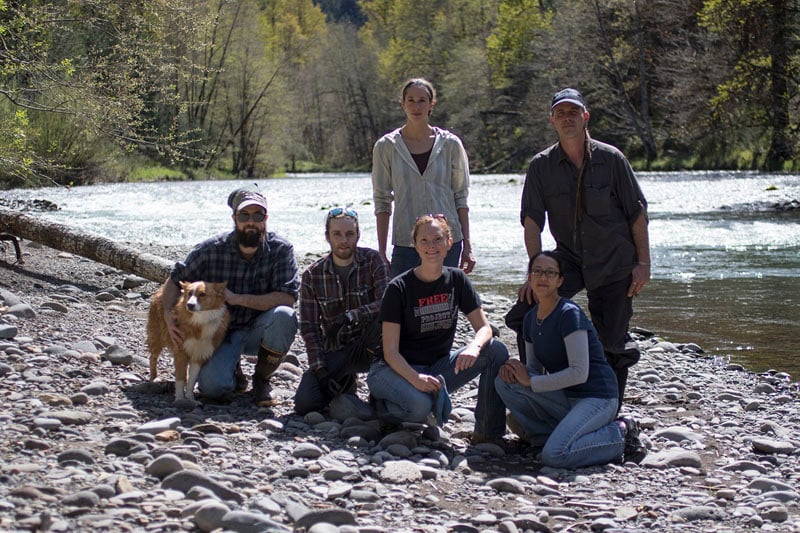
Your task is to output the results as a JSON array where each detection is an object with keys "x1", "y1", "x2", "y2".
[{"x1": 0, "y1": 206, "x2": 172, "y2": 282}]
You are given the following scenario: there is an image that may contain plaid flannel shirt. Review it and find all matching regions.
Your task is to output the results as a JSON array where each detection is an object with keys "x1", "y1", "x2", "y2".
[
  {"x1": 170, "y1": 231, "x2": 299, "y2": 330},
  {"x1": 299, "y1": 247, "x2": 389, "y2": 372}
]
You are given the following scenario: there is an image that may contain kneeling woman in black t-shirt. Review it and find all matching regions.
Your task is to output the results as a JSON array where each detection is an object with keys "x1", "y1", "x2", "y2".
[{"x1": 367, "y1": 214, "x2": 508, "y2": 442}]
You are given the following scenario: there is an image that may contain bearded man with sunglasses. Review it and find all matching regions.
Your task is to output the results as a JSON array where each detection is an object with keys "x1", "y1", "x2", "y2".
[
  {"x1": 159, "y1": 186, "x2": 299, "y2": 406},
  {"x1": 294, "y1": 207, "x2": 389, "y2": 416}
]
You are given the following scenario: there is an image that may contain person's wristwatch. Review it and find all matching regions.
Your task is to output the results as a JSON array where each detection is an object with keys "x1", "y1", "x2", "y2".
[{"x1": 345, "y1": 310, "x2": 357, "y2": 325}]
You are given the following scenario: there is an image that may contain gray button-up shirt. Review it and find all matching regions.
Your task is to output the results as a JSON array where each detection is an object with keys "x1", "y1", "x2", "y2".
[{"x1": 521, "y1": 140, "x2": 647, "y2": 290}]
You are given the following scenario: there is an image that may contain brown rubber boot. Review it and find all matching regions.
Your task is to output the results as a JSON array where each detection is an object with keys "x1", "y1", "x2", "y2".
[{"x1": 252, "y1": 345, "x2": 285, "y2": 406}]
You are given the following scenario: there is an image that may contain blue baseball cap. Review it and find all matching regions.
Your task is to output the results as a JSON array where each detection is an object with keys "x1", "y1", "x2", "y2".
[{"x1": 551, "y1": 88, "x2": 586, "y2": 111}]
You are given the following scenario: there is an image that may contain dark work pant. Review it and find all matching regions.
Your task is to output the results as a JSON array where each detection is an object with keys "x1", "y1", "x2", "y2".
[
  {"x1": 504, "y1": 271, "x2": 639, "y2": 412},
  {"x1": 294, "y1": 319, "x2": 382, "y2": 415}
]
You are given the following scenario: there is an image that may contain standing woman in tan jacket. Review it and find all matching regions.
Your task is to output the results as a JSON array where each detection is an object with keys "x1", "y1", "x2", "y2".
[{"x1": 371, "y1": 78, "x2": 476, "y2": 278}]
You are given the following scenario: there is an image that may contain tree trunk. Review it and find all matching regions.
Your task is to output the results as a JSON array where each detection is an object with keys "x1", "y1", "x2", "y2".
[
  {"x1": 0, "y1": 206, "x2": 173, "y2": 282},
  {"x1": 765, "y1": 0, "x2": 792, "y2": 170}
]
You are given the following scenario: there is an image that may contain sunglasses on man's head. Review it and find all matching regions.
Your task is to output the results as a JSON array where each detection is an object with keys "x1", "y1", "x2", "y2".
[
  {"x1": 236, "y1": 211, "x2": 267, "y2": 223},
  {"x1": 327, "y1": 206, "x2": 358, "y2": 220}
]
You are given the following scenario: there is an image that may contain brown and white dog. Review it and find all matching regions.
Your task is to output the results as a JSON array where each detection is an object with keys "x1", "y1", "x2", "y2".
[{"x1": 147, "y1": 280, "x2": 230, "y2": 403}]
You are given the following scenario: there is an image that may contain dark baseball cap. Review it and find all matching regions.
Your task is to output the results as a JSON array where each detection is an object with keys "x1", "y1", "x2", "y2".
[
  {"x1": 551, "y1": 88, "x2": 586, "y2": 111},
  {"x1": 228, "y1": 187, "x2": 267, "y2": 212}
]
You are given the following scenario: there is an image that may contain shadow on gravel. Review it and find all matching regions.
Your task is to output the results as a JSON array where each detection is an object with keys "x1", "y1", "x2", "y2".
[
  {"x1": 121, "y1": 381, "x2": 294, "y2": 433},
  {"x1": 1, "y1": 259, "x2": 110, "y2": 294},
  {"x1": 463, "y1": 446, "x2": 544, "y2": 478},
  {"x1": 121, "y1": 381, "x2": 547, "y2": 477}
]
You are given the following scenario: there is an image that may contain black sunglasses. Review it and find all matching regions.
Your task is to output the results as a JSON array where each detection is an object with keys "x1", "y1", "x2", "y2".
[{"x1": 236, "y1": 211, "x2": 266, "y2": 223}]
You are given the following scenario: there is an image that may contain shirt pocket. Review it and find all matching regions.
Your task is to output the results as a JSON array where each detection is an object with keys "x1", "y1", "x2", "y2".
[
  {"x1": 347, "y1": 285, "x2": 373, "y2": 307},
  {"x1": 583, "y1": 184, "x2": 612, "y2": 217},
  {"x1": 318, "y1": 297, "x2": 345, "y2": 321},
  {"x1": 543, "y1": 182, "x2": 574, "y2": 214}
]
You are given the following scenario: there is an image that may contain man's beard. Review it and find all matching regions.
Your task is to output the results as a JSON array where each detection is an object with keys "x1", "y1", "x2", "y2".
[
  {"x1": 332, "y1": 244, "x2": 355, "y2": 262},
  {"x1": 235, "y1": 227, "x2": 264, "y2": 248}
]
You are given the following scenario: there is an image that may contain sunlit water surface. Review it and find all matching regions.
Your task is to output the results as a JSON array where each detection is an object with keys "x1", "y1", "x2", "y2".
[{"x1": 4, "y1": 171, "x2": 799, "y2": 378}]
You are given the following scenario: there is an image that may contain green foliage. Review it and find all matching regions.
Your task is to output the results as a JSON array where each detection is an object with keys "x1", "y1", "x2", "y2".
[
  {"x1": 2, "y1": 0, "x2": 800, "y2": 187},
  {"x1": 127, "y1": 166, "x2": 188, "y2": 182},
  {"x1": 699, "y1": 0, "x2": 799, "y2": 168},
  {"x1": 486, "y1": 0, "x2": 551, "y2": 87}
]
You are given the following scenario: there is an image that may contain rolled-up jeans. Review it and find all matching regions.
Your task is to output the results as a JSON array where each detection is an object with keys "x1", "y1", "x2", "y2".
[
  {"x1": 197, "y1": 306, "x2": 297, "y2": 399},
  {"x1": 495, "y1": 377, "x2": 623, "y2": 468},
  {"x1": 367, "y1": 338, "x2": 509, "y2": 437}
]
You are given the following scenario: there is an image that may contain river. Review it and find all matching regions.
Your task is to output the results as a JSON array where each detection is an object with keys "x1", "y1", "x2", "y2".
[{"x1": 3, "y1": 171, "x2": 799, "y2": 379}]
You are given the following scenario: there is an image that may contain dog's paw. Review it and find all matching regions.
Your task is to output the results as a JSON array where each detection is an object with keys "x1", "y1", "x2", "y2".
[{"x1": 173, "y1": 398, "x2": 197, "y2": 409}]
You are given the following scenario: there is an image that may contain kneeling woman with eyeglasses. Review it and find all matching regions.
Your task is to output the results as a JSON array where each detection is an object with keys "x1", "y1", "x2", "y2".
[
  {"x1": 367, "y1": 215, "x2": 509, "y2": 442},
  {"x1": 496, "y1": 251, "x2": 647, "y2": 467}
]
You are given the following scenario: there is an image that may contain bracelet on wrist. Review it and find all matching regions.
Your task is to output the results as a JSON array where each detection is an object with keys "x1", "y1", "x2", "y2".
[{"x1": 638, "y1": 261, "x2": 650, "y2": 266}]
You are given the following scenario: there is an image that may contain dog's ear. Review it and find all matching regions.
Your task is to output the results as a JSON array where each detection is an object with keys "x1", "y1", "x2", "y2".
[{"x1": 179, "y1": 281, "x2": 190, "y2": 292}]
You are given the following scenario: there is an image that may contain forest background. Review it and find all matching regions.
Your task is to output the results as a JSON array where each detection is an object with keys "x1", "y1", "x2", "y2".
[{"x1": 0, "y1": 0, "x2": 798, "y2": 189}]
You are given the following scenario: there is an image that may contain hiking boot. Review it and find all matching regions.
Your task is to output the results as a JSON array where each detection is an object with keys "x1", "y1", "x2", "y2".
[
  {"x1": 252, "y1": 345, "x2": 285, "y2": 407},
  {"x1": 620, "y1": 416, "x2": 647, "y2": 464},
  {"x1": 506, "y1": 413, "x2": 528, "y2": 441},
  {"x1": 471, "y1": 433, "x2": 520, "y2": 454},
  {"x1": 372, "y1": 396, "x2": 403, "y2": 433}
]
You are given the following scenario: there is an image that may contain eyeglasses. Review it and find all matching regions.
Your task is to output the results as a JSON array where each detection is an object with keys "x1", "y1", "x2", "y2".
[
  {"x1": 236, "y1": 211, "x2": 266, "y2": 223},
  {"x1": 415, "y1": 213, "x2": 447, "y2": 222},
  {"x1": 530, "y1": 268, "x2": 560, "y2": 279},
  {"x1": 327, "y1": 206, "x2": 358, "y2": 220}
]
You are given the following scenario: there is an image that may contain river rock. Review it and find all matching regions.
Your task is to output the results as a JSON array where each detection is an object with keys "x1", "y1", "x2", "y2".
[
  {"x1": 293, "y1": 508, "x2": 358, "y2": 529},
  {"x1": 40, "y1": 409, "x2": 93, "y2": 425},
  {"x1": 378, "y1": 460, "x2": 422, "y2": 483},
  {"x1": 0, "y1": 288, "x2": 23, "y2": 306},
  {"x1": 1, "y1": 243, "x2": 799, "y2": 532},
  {"x1": 0, "y1": 324, "x2": 17, "y2": 339},
  {"x1": 641, "y1": 449, "x2": 703, "y2": 469},
  {"x1": 137, "y1": 417, "x2": 181, "y2": 434},
  {"x1": 7, "y1": 303, "x2": 36, "y2": 318},
  {"x1": 192, "y1": 501, "x2": 231, "y2": 532},
  {"x1": 57, "y1": 448, "x2": 95, "y2": 465},
  {"x1": 161, "y1": 470, "x2": 243, "y2": 503},
  {"x1": 751, "y1": 437, "x2": 795, "y2": 454},
  {"x1": 146, "y1": 453, "x2": 185, "y2": 479},
  {"x1": 221, "y1": 510, "x2": 289, "y2": 532}
]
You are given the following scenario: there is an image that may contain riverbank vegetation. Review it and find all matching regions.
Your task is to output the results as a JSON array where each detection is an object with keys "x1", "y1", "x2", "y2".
[{"x1": 0, "y1": 0, "x2": 797, "y2": 189}]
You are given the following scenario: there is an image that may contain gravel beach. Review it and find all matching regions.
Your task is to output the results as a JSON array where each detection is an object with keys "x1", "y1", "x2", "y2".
[{"x1": 1, "y1": 240, "x2": 799, "y2": 533}]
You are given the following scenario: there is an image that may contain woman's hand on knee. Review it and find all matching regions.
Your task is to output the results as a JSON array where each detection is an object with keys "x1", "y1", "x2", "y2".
[
  {"x1": 454, "y1": 352, "x2": 478, "y2": 374},
  {"x1": 412, "y1": 373, "x2": 441, "y2": 393},
  {"x1": 500, "y1": 359, "x2": 530, "y2": 385},
  {"x1": 498, "y1": 362, "x2": 516, "y2": 383}
]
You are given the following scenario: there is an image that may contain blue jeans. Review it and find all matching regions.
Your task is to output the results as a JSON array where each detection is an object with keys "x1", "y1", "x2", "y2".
[
  {"x1": 197, "y1": 306, "x2": 297, "y2": 399},
  {"x1": 389, "y1": 240, "x2": 463, "y2": 278},
  {"x1": 367, "y1": 338, "x2": 509, "y2": 436},
  {"x1": 294, "y1": 320, "x2": 381, "y2": 415},
  {"x1": 495, "y1": 378, "x2": 623, "y2": 468}
]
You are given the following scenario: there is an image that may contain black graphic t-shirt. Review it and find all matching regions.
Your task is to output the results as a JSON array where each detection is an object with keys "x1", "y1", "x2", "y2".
[{"x1": 380, "y1": 267, "x2": 481, "y2": 366}]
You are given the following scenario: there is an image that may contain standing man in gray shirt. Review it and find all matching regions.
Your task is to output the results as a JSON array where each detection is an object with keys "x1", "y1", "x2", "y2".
[{"x1": 505, "y1": 88, "x2": 651, "y2": 411}]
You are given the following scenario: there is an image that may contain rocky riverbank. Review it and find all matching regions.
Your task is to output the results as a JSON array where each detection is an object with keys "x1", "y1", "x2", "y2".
[{"x1": 1, "y1": 240, "x2": 799, "y2": 533}]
